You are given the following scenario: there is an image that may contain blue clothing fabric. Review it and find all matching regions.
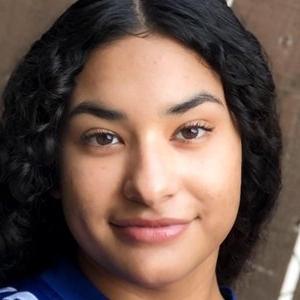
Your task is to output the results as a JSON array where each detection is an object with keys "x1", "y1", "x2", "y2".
[{"x1": 0, "y1": 258, "x2": 236, "y2": 299}]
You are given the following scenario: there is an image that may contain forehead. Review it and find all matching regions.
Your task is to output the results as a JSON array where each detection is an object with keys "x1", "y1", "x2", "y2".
[{"x1": 69, "y1": 34, "x2": 226, "y2": 117}]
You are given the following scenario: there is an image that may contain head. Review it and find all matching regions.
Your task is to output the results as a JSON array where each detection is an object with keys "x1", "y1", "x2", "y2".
[{"x1": 0, "y1": 0, "x2": 281, "y2": 289}]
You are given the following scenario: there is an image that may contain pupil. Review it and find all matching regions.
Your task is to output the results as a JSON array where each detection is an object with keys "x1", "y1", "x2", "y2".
[
  {"x1": 96, "y1": 133, "x2": 113, "y2": 145},
  {"x1": 182, "y1": 127, "x2": 198, "y2": 139}
]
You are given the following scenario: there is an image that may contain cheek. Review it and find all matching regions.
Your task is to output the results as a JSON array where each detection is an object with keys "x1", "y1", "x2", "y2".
[
  {"x1": 184, "y1": 131, "x2": 242, "y2": 239},
  {"x1": 186, "y1": 134, "x2": 241, "y2": 194},
  {"x1": 60, "y1": 151, "x2": 124, "y2": 218},
  {"x1": 59, "y1": 153, "x2": 126, "y2": 248}
]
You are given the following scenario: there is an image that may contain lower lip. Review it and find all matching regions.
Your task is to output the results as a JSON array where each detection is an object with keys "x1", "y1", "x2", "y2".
[{"x1": 111, "y1": 224, "x2": 190, "y2": 243}]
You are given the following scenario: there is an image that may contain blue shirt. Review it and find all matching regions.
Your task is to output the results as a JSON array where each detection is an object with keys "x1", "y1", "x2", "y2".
[{"x1": 0, "y1": 258, "x2": 236, "y2": 299}]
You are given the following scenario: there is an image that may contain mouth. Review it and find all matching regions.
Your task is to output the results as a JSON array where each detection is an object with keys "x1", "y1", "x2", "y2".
[{"x1": 109, "y1": 217, "x2": 192, "y2": 243}]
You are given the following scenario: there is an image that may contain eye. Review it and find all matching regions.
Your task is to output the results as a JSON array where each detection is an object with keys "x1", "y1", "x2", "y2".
[
  {"x1": 80, "y1": 129, "x2": 122, "y2": 147},
  {"x1": 174, "y1": 121, "x2": 213, "y2": 143}
]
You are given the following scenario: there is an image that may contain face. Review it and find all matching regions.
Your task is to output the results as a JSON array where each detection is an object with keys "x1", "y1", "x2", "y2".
[{"x1": 58, "y1": 34, "x2": 241, "y2": 294}]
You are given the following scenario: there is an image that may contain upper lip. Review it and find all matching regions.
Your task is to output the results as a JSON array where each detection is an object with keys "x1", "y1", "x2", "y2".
[{"x1": 110, "y1": 218, "x2": 191, "y2": 227}]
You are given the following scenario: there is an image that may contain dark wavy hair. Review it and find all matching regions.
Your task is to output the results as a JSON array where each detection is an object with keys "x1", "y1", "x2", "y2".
[{"x1": 0, "y1": 0, "x2": 281, "y2": 287}]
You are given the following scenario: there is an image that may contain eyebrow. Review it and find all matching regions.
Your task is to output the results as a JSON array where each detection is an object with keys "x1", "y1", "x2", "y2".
[{"x1": 67, "y1": 92, "x2": 224, "y2": 122}]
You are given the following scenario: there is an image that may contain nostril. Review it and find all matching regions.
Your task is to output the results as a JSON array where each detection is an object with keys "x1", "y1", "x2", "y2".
[{"x1": 123, "y1": 180, "x2": 142, "y2": 201}]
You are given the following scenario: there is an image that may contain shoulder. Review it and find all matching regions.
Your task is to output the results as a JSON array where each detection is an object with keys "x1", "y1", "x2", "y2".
[
  {"x1": 0, "y1": 287, "x2": 39, "y2": 300},
  {"x1": 0, "y1": 257, "x2": 107, "y2": 300},
  {"x1": 0, "y1": 260, "x2": 65, "y2": 300},
  {"x1": 0, "y1": 278, "x2": 61, "y2": 299}
]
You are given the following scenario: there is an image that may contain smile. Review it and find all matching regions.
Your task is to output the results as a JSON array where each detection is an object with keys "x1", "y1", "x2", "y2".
[{"x1": 110, "y1": 218, "x2": 191, "y2": 243}]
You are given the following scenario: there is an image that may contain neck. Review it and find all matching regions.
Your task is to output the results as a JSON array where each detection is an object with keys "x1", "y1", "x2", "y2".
[{"x1": 78, "y1": 250, "x2": 224, "y2": 300}]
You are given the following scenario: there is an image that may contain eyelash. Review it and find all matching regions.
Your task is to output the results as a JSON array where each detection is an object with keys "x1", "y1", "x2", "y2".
[{"x1": 80, "y1": 121, "x2": 214, "y2": 148}]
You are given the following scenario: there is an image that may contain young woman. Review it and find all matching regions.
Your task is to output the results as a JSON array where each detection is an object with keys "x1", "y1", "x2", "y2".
[{"x1": 0, "y1": 0, "x2": 281, "y2": 299}]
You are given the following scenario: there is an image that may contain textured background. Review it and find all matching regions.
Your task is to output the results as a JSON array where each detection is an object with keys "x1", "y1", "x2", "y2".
[
  {"x1": 233, "y1": 1, "x2": 300, "y2": 299},
  {"x1": 0, "y1": 1, "x2": 299, "y2": 299}
]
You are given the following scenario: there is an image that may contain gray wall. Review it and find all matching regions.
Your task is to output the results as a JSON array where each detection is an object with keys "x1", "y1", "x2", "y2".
[{"x1": 233, "y1": 0, "x2": 300, "y2": 299}]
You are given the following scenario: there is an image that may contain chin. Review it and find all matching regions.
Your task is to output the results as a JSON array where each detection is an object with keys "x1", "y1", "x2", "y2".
[{"x1": 124, "y1": 263, "x2": 188, "y2": 289}]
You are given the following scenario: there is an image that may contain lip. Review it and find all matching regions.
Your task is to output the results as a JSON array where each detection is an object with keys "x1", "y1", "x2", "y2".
[
  {"x1": 110, "y1": 218, "x2": 191, "y2": 243},
  {"x1": 110, "y1": 218, "x2": 191, "y2": 227}
]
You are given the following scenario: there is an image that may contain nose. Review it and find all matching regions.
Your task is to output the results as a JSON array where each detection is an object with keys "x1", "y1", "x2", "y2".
[{"x1": 123, "y1": 139, "x2": 179, "y2": 207}]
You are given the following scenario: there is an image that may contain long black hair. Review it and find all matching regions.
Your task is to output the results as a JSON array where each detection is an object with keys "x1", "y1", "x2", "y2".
[{"x1": 0, "y1": 0, "x2": 281, "y2": 286}]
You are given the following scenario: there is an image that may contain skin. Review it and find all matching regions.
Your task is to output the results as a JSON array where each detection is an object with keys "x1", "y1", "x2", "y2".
[{"x1": 56, "y1": 33, "x2": 242, "y2": 300}]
